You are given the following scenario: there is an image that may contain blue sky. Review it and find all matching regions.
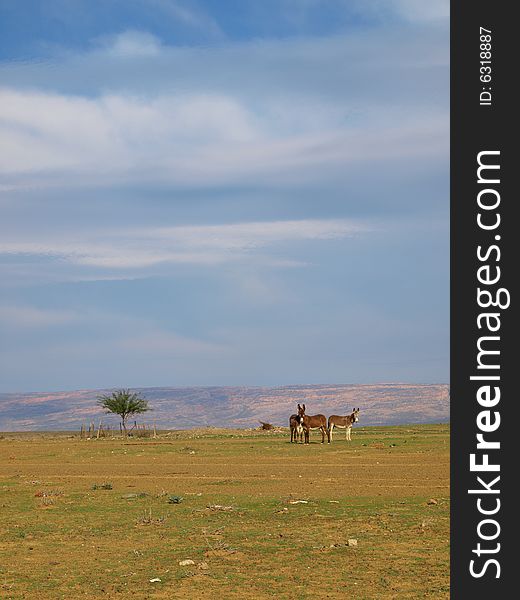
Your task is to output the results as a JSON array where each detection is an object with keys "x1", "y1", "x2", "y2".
[{"x1": 0, "y1": 1, "x2": 449, "y2": 392}]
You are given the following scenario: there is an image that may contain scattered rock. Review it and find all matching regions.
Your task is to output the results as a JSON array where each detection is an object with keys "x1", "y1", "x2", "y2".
[
  {"x1": 179, "y1": 559, "x2": 195, "y2": 566},
  {"x1": 318, "y1": 541, "x2": 358, "y2": 551},
  {"x1": 207, "y1": 504, "x2": 234, "y2": 511},
  {"x1": 289, "y1": 500, "x2": 308, "y2": 504},
  {"x1": 427, "y1": 498, "x2": 438, "y2": 505},
  {"x1": 197, "y1": 562, "x2": 209, "y2": 571},
  {"x1": 149, "y1": 578, "x2": 161, "y2": 583}
]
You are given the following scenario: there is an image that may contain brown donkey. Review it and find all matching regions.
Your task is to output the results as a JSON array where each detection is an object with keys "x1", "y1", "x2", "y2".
[
  {"x1": 328, "y1": 408, "x2": 360, "y2": 441},
  {"x1": 302, "y1": 408, "x2": 330, "y2": 444},
  {"x1": 289, "y1": 403, "x2": 305, "y2": 443}
]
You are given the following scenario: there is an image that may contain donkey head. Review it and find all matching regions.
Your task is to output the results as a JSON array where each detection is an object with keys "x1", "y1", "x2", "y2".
[
  {"x1": 297, "y1": 403, "x2": 306, "y2": 424},
  {"x1": 352, "y1": 408, "x2": 360, "y2": 423}
]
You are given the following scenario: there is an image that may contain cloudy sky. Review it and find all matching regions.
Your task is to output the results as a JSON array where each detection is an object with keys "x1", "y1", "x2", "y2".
[{"x1": 0, "y1": 0, "x2": 449, "y2": 392}]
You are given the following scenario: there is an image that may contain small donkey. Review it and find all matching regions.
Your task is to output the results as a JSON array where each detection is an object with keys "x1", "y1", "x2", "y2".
[
  {"x1": 328, "y1": 408, "x2": 360, "y2": 442},
  {"x1": 302, "y1": 407, "x2": 330, "y2": 444},
  {"x1": 289, "y1": 403, "x2": 305, "y2": 443}
]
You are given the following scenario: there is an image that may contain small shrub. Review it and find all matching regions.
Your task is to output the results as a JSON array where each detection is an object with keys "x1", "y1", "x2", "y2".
[
  {"x1": 259, "y1": 422, "x2": 273, "y2": 430},
  {"x1": 136, "y1": 508, "x2": 168, "y2": 525},
  {"x1": 91, "y1": 482, "x2": 113, "y2": 490},
  {"x1": 167, "y1": 495, "x2": 183, "y2": 504}
]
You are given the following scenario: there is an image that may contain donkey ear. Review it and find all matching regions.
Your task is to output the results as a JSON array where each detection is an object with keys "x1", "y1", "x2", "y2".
[
  {"x1": 297, "y1": 404, "x2": 301, "y2": 410},
  {"x1": 303, "y1": 404, "x2": 306, "y2": 411}
]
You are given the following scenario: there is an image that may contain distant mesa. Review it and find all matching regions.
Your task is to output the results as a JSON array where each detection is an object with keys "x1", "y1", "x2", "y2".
[{"x1": 0, "y1": 383, "x2": 449, "y2": 431}]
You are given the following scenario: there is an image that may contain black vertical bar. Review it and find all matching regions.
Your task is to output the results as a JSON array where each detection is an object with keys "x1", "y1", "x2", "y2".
[{"x1": 451, "y1": 1, "x2": 515, "y2": 597}]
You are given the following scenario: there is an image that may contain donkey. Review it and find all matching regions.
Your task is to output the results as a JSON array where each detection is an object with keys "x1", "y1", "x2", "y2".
[
  {"x1": 302, "y1": 407, "x2": 330, "y2": 444},
  {"x1": 289, "y1": 403, "x2": 305, "y2": 443},
  {"x1": 328, "y1": 408, "x2": 360, "y2": 442}
]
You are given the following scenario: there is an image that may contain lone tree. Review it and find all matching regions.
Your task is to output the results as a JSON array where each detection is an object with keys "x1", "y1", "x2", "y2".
[{"x1": 97, "y1": 389, "x2": 150, "y2": 434}]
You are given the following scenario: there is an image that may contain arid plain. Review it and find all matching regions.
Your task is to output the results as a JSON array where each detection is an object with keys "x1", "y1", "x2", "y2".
[{"x1": 0, "y1": 424, "x2": 449, "y2": 599}]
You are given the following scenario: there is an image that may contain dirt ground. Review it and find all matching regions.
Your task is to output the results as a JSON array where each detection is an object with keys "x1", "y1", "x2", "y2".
[{"x1": 0, "y1": 424, "x2": 449, "y2": 599}]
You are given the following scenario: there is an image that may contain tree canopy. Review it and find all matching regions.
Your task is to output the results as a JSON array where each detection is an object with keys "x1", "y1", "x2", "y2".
[{"x1": 97, "y1": 389, "x2": 150, "y2": 432}]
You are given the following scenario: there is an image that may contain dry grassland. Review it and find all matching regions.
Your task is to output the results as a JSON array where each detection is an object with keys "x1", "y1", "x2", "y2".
[{"x1": 0, "y1": 424, "x2": 449, "y2": 599}]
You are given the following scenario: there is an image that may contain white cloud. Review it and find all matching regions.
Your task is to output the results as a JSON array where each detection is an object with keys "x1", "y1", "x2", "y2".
[
  {"x1": 390, "y1": 0, "x2": 449, "y2": 22},
  {"x1": 279, "y1": 0, "x2": 449, "y2": 28},
  {"x1": 100, "y1": 30, "x2": 163, "y2": 57},
  {"x1": 0, "y1": 85, "x2": 446, "y2": 189},
  {"x1": 0, "y1": 305, "x2": 79, "y2": 327},
  {"x1": 0, "y1": 88, "x2": 260, "y2": 177},
  {"x1": 0, "y1": 218, "x2": 368, "y2": 270},
  {"x1": 146, "y1": 219, "x2": 368, "y2": 248},
  {"x1": 0, "y1": 9, "x2": 449, "y2": 391},
  {"x1": 0, "y1": 15, "x2": 448, "y2": 189},
  {"x1": 145, "y1": 0, "x2": 224, "y2": 38}
]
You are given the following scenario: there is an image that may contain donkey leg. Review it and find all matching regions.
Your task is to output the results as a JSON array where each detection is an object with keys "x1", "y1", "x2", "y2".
[
  {"x1": 322, "y1": 426, "x2": 328, "y2": 443},
  {"x1": 329, "y1": 423, "x2": 334, "y2": 442}
]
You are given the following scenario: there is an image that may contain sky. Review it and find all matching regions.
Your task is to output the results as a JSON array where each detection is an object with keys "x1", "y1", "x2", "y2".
[{"x1": 0, "y1": 0, "x2": 449, "y2": 392}]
